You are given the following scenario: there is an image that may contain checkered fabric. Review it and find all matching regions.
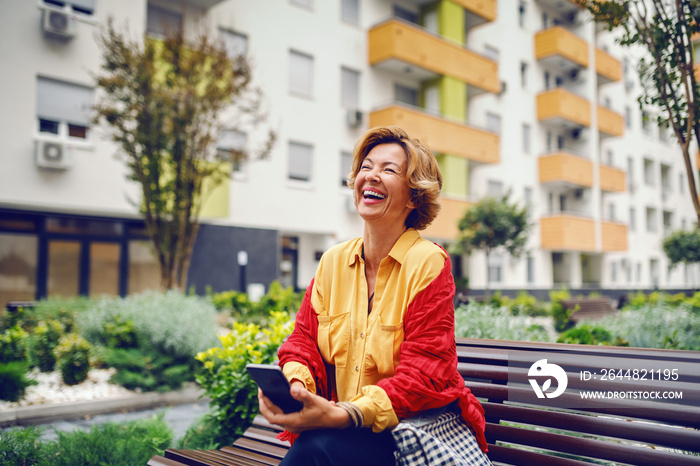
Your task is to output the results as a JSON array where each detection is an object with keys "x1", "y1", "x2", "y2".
[{"x1": 392, "y1": 411, "x2": 492, "y2": 466}]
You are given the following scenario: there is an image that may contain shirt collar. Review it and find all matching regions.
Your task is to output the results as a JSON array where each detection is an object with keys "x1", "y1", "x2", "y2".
[{"x1": 348, "y1": 228, "x2": 421, "y2": 267}]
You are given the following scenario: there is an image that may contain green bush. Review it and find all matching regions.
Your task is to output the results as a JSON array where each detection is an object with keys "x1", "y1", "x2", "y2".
[
  {"x1": 581, "y1": 303, "x2": 700, "y2": 350},
  {"x1": 31, "y1": 297, "x2": 87, "y2": 334},
  {"x1": 549, "y1": 289, "x2": 573, "y2": 332},
  {"x1": 0, "y1": 426, "x2": 52, "y2": 466},
  {"x1": 196, "y1": 310, "x2": 294, "y2": 447},
  {"x1": 509, "y1": 291, "x2": 547, "y2": 316},
  {"x1": 100, "y1": 345, "x2": 194, "y2": 392},
  {"x1": 0, "y1": 325, "x2": 29, "y2": 364},
  {"x1": 77, "y1": 290, "x2": 218, "y2": 361},
  {"x1": 454, "y1": 302, "x2": 552, "y2": 342},
  {"x1": 28, "y1": 319, "x2": 63, "y2": 372},
  {"x1": 55, "y1": 334, "x2": 92, "y2": 386},
  {"x1": 557, "y1": 324, "x2": 625, "y2": 345},
  {"x1": 0, "y1": 361, "x2": 37, "y2": 402},
  {"x1": 175, "y1": 415, "x2": 219, "y2": 450},
  {"x1": 102, "y1": 315, "x2": 138, "y2": 349},
  {"x1": 211, "y1": 281, "x2": 304, "y2": 325}
]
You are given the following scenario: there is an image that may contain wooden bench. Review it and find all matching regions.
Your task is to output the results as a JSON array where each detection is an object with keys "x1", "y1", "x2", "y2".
[
  {"x1": 149, "y1": 338, "x2": 700, "y2": 466},
  {"x1": 562, "y1": 298, "x2": 616, "y2": 322}
]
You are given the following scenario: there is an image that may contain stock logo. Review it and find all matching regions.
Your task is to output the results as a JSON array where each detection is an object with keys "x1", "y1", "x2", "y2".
[{"x1": 528, "y1": 359, "x2": 568, "y2": 399}]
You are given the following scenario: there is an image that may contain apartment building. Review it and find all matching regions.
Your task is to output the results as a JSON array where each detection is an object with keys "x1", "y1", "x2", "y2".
[{"x1": 0, "y1": 0, "x2": 698, "y2": 305}]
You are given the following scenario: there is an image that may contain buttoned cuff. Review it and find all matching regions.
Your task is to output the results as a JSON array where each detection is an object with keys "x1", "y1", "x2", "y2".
[
  {"x1": 351, "y1": 385, "x2": 399, "y2": 432},
  {"x1": 281, "y1": 362, "x2": 316, "y2": 395}
]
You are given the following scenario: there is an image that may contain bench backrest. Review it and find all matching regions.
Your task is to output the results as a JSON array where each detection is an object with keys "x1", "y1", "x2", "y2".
[{"x1": 151, "y1": 338, "x2": 700, "y2": 466}]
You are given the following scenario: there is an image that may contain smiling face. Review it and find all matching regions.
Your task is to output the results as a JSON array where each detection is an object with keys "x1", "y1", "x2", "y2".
[{"x1": 354, "y1": 143, "x2": 415, "y2": 228}]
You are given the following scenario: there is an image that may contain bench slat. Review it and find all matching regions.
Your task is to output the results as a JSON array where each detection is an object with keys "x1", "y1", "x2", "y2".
[
  {"x1": 488, "y1": 423, "x2": 700, "y2": 466},
  {"x1": 487, "y1": 444, "x2": 591, "y2": 466}
]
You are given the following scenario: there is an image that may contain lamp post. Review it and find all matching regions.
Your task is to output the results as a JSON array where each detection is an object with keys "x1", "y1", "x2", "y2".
[{"x1": 237, "y1": 250, "x2": 248, "y2": 293}]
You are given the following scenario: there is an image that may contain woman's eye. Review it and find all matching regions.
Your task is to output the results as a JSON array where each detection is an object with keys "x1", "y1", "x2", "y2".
[
  {"x1": 385, "y1": 168, "x2": 396, "y2": 173},
  {"x1": 361, "y1": 165, "x2": 370, "y2": 170}
]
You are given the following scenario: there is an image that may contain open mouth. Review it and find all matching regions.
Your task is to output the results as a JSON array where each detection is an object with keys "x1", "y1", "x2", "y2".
[{"x1": 363, "y1": 190, "x2": 386, "y2": 200}]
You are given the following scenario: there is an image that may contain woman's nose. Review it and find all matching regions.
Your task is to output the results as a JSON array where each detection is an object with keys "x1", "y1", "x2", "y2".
[{"x1": 367, "y1": 168, "x2": 380, "y2": 182}]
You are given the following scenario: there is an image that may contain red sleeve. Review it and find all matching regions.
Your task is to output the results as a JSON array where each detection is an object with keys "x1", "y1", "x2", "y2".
[{"x1": 376, "y1": 255, "x2": 488, "y2": 452}]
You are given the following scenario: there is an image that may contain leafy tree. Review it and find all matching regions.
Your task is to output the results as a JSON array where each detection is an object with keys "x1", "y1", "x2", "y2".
[
  {"x1": 452, "y1": 193, "x2": 531, "y2": 294},
  {"x1": 93, "y1": 19, "x2": 274, "y2": 289},
  {"x1": 579, "y1": 0, "x2": 700, "y2": 226},
  {"x1": 663, "y1": 228, "x2": 700, "y2": 266}
]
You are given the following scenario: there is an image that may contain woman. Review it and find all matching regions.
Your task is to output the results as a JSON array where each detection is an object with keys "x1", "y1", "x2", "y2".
[{"x1": 258, "y1": 126, "x2": 489, "y2": 465}]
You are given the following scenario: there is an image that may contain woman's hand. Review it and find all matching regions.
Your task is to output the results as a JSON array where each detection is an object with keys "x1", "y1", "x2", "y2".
[{"x1": 257, "y1": 382, "x2": 352, "y2": 433}]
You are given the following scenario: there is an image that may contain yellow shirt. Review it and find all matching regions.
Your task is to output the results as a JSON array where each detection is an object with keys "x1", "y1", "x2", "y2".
[{"x1": 282, "y1": 228, "x2": 446, "y2": 432}]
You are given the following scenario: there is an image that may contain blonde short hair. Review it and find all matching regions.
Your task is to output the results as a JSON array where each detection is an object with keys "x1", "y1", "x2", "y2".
[{"x1": 347, "y1": 126, "x2": 442, "y2": 231}]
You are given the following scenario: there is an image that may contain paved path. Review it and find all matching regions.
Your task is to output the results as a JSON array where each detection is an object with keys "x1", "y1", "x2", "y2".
[{"x1": 36, "y1": 400, "x2": 210, "y2": 442}]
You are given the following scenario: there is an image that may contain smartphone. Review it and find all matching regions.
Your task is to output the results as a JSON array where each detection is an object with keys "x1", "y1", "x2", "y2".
[{"x1": 246, "y1": 363, "x2": 303, "y2": 414}]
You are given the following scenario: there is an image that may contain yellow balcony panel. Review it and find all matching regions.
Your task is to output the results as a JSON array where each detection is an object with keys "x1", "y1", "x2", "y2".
[
  {"x1": 537, "y1": 88, "x2": 590, "y2": 127},
  {"x1": 455, "y1": 0, "x2": 497, "y2": 27},
  {"x1": 599, "y1": 164, "x2": 626, "y2": 192},
  {"x1": 423, "y1": 197, "x2": 473, "y2": 241},
  {"x1": 535, "y1": 27, "x2": 589, "y2": 69},
  {"x1": 368, "y1": 19, "x2": 500, "y2": 94},
  {"x1": 538, "y1": 152, "x2": 593, "y2": 188},
  {"x1": 695, "y1": 64, "x2": 700, "y2": 81},
  {"x1": 598, "y1": 105, "x2": 624, "y2": 138},
  {"x1": 540, "y1": 215, "x2": 596, "y2": 251},
  {"x1": 595, "y1": 47, "x2": 622, "y2": 84},
  {"x1": 369, "y1": 105, "x2": 499, "y2": 164},
  {"x1": 601, "y1": 221, "x2": 628, "y2": 252}
]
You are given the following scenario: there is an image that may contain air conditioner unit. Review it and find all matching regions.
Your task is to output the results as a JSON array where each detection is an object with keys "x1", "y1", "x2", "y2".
[
  {"x1": 36, "y1": 139, "x2": 73, "y2": 170},
  {"x1": 42, "y1": 8, "x2": 77, "y2": 40},
  {"x1": 346, "y1": 109, "x2": 363, "y2": 128}
]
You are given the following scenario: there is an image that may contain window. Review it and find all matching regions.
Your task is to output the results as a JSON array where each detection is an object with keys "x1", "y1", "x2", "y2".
[
  {"x1": 0, "y1": 234, "x2": 38, "y2": 305},
  {"x1": 629, "y1": 207, "x2": 636, "y2": 231},
  {"x1": 128, "y1": 240, "x2": 160, "y2": 293},
  {"x1": 289, "y1": 50, "x2": 314, "y2": 97},
  {"x1": 660, "y1": 164, "x2": 671, "y2": 192},
  {"x1": 43, "y1": 0, "x2": 94, "y2": 15},
  {"x1": 524, "y1": 187, "x2": 533, "y2": 207},
  {"x1": 636, "y1": 262, "x2": 642, "y2": 282},
  {"x1": 486, "y1": 113, "x2": 501, "y2": 134},
  {"x1": 217, "y1": 130, "x2": 247, "y2": 173},
  {"x1": 340, "y1": 151, "x2": 353, "y2": 187},
  {"x1": 395, "y1": 83, "x2": 418, "y2": 106},
  {"x1": 341, "y1": 67, "x2": 360, "y2": 108},
  {"x1": 519, "y1": 1, "x2": 527, "y2": 28},
  {"x1": 341, "y1": 0, "x2": 359, "y2": 24},
  {"x1": 522, "y1": 123, "x2": 531, "y2": 153},
  {"x1": 37, "y1": 77, "x2": 93, "y2": 140},
  {"x1": 680, "y1": 172, "x2": 685, "y2": 193},
  {"x1": 520, "y1": 62, "x2": 528, "y2": 89},
  {"x1": 220, "y1": 29, "x2": 248, "y2": 58},
  {"x1": 291, "y1": 0, "x2": 312, "y2": 7},
  {"x1": 645, "y1": 207, "x2": 657, "y2": 232},
  {"x1": 643, "y1": 158, "x2": 655, "y2": 186},
  {"x1": 484, "y1": 45, "x2": 499, "y2": 62},
  {"x1": 288, "y1": 141, "x2": 313, "y2": 182},
  {"x1": 682, "y1": 218, "x2": 687, "y2": 230},
  {"x1": 487, "y1": 180, "x2": 503, "y2": 197},
  {"x1": 663, "y1": 211, "x2": 673, "y2": 235},
  {"x1": 627, "y1": 157, "x2": 634, "y2": 190},
  {"x1": 526, "y1": 255, "x2": 534, "y2": 284},
  {"x1": 626, "y1": 260, "x2": 632, "y2": 283},
  {"x1": 394, "y1": 5, "x2": 418, "y2": 24},
  {"x1": 609, "y1": 203, "x2": 616, "y2": 222},
  {"x1": 641, "y1": 110, "x2": 651, "y2": 135},
  {"x1": 625, "y1": 106, "x2": 631, "y2": 128},
  {"x1": 488, "y1": 254, "x2": 503, "y2": 284},
  {"x1": 146, "y1": 4, "x2": 182, "y2": 37},
  {"x1": 546, "y1": 131, "x2": 552, "y2": 151},
  {"x1": 605, "y1": 150, "x2": 613, "y2": 166}
]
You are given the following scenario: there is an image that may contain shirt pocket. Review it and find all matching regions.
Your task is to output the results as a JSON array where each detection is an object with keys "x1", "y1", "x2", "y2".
[
  {"x1": 317, "y1": 312, "x2": 350, "y2": 368},
  {"x1": 373, "y1": 322, "x2": 404, "y2": 376}
]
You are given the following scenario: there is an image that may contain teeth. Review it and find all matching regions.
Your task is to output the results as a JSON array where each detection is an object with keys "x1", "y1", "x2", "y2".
[{"x1": 363, "y1": 190, "x2": 386, "y2": 199}]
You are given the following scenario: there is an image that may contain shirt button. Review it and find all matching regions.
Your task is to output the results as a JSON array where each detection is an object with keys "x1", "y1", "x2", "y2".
[
  {"x1": 355, "y1": 365, "x2": 359, "y2": 372},
  {"x1": 360, "y1": 333, "x2": 364, "y2": 339}
]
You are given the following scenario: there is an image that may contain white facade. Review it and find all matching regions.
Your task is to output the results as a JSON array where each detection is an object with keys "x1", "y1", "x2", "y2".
[{"x1": 0, "y1": 0, "x2": 698, "y2": 299}]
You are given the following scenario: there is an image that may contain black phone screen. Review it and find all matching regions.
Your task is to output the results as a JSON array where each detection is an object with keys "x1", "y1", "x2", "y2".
[{"x1": 246, "y1": 363, "x2": 303, "y2": 414}]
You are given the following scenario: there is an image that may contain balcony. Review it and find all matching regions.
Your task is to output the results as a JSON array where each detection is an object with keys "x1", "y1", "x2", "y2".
[
  {"x1": 368, "y1": 19, "x2": 500, "y2": 94},
  {"x1": 369, "y1": 104, "x2": 499, "y2": 164},
  {"x1": 597, "y1": 105, "x2": 624, "y2": 138},
  {"x1": 599, "y1": 164, "x2": 626, "y2": 192},
  {"x1": 535, "y1": 26, "x2": 588, "y2": 72},
  {"x1": 456, "y1": 0, "x2": 497, "y2": 30},
  {"x1": 540, "y1": 214, "x2": 596, "y2": 251},
  {"x1": 538, "y1": 151, "x2": 593, "y2": 188},
  {"x1": 601, "y1": 221, "x2": 628, "y2": 251},
  {"x1": 695, "y1": 64, "x2": 700, "y2": 81},
  {"x1": 422, "y1": 197, "x2": 472, "y2": 240},
  {"x1": 595, "y1": 47, "x2": 622, "y2": 84},
  {"x1": 537, "y1": 87, "x2": 590, "y2": 128},
  {"x1": 183, "y1": 0, "x2": 226, "y2": 8}
]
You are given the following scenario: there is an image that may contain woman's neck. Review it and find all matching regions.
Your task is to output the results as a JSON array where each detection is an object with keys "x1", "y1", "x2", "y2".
[{"x1": 362, "y1": 222, "x2": 408, "y2": 270}]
